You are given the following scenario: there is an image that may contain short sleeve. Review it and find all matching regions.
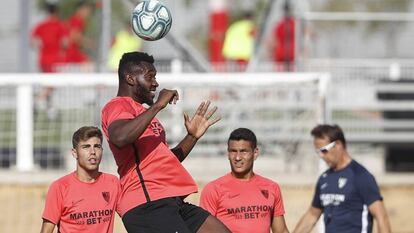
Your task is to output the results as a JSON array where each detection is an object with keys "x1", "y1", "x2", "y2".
[
  {"x1": 31, "y1": 24, "x2": 41, "y2": 38},
  {"x1": 311, "y1": 177, "x2": 323, "y2": 209},
  {"x1": 114, "y1": 177, "x2": 122, "y2": 215},
  {"x1": 272, "y1": 183, "x2": 285, "y2": 216},
  {"x1": 42, "y1": 181, "x2": 63, "y2": 224},
  {"x1": 199, "y1": 183, "x2": 220, "y2": 216},
  {"x1": 356, "y1": 171, "x2": 382, "y2": 206},
  {"x1": 101, "y1": 99, "x2": 142, "y2": 138}
]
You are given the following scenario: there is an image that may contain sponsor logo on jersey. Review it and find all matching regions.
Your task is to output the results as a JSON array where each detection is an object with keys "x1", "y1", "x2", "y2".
[
  {"x1": 228, "y1": 193, "x2": 240, "y2": 199},
  {"x1": 72, "y1": 198, "x2": 84, "y2": 207},
  {"x1": 70, "y1": 209, "x2": 113, "y2": 225},
  {"x1": 227, "y1": 205, "x2": 274, "y2": 220},
  {"x1": 320, "y1": 193, "x2": 345, "y2": 206}
]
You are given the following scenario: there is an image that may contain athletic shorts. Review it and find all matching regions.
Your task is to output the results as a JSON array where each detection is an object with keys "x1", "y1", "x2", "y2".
[{"x1": 122, "y1": 197, "x2": 210, "y2": 233}]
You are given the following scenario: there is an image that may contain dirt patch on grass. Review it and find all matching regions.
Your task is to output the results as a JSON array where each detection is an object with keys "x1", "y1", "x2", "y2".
[{"x1": 0, "y1": 184, "x2": 412, "y2": 233}]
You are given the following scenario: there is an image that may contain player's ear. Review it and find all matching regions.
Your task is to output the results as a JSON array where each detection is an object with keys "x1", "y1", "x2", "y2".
[
  {"x1": 336, "y1": 140, "x2": 344, "y2": 150},
  {"x1": 125, "y1": 74, "x2": 135, "y2": 85},
  {"x1": 253, "y1": 147, "x2": 259, "y2": 160},
  {"x1": 71, "y1": 148, "x2": 78, "y2": 159}
]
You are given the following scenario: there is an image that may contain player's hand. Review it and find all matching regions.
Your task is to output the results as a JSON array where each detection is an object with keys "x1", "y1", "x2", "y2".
[
  {"x1": 184, "y1": 100, "x2": 221, "y2": 139},
  {"x1": 154, "y1": 88, "x2": 179, "y2": 110}
]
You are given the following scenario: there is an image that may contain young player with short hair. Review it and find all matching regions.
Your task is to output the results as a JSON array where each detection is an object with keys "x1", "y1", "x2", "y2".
[
  {"x1": 40, "y1": 126, "x2": 121, "y2": 233},
  {"x1": 200, "y1": 128, "x2": 290, "y2": 233}
]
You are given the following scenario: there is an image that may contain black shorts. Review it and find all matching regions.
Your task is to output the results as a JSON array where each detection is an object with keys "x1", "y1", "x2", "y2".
[{"x1": 122, "y1": 197, "x2": 210, "y2": 233}]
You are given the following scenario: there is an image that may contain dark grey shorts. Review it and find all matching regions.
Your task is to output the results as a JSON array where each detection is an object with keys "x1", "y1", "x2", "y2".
[{"x1": 122, "y1": 197, "x2": 210, "y2": 233}]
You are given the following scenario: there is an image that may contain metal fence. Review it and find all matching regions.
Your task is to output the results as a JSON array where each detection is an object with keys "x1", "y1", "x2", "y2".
[{"x1": 0, "y1": 72, "x2": 326, "y2": 173}]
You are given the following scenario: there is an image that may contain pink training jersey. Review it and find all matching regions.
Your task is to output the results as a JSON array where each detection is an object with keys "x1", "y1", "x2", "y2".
[
  {"x1": 200, "y1": 173, "x2": 285, "y2": 233},
  {"x1": 42, "y1": 172, "x2": 120, "y2": 233},
  {"x1": 101, "y1": 96, "x2": 198, "y2": 216}
]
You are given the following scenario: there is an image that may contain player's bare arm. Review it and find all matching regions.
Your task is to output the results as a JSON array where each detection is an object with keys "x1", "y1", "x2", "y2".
[
  {"x1": 40, "y1": 219, "x2": 55, "y2": 233},
  {"x1": 271, "y1": 215, "x2": 290, "y2": 233},
  {"x1": 368, "y1": 200, "x2": 392, "y2": 233},
  {"x1": 171, "y1": 100, "x2": 221, "y2": 161},
  {"x1": 108, "y1": 89, "x2": 178, "y2": 148},
  {"x1": 293, "y1": 206, "x2": 322, "y2": 233}
]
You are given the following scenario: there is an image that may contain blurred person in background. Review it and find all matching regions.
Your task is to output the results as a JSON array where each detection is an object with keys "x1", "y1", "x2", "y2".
[
  {"x1": 101, "y1": 52, "x2": 230, "y2": 233},
  {"x1": 222, "y1": 11, "x2": 255, "y2": 71},
  {"x1": 40, "y1": 126, "x2": 121, "y2": 233},
  {"x1": 64, "y1": 0, "x2": 93, "y2": 65},
  {"x1": 31, "y1": 1, "x2": 67, "y2": 73},
  {"x1": 293, "y1": 124, "x2": 391, "y2": 233},
  {"x1": 272, "y1": 0, "x2": 295, "y2": 71},
  {"x1": 107, "y1": 21, "x2": 143, "y2": 71},
  {"x1": 31, "y1": 1, "x2": 67, "y2": 117},
  {"x1": 200, "y1": 128, "x2": 289, "y2": 233}
]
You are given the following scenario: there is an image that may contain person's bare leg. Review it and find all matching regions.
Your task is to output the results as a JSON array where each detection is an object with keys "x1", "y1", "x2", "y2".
[{"x1": 197, "y1": 215, "x2": 231, "y2": 233}]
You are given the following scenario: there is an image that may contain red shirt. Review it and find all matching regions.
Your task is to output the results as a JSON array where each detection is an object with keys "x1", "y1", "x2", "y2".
[
  {"x1": 274, "y1": 17, "x2": 295, "y2": 62},
  {"x1": 65, "y1": 14, "x2": 88, "y2": 63},
  {"x1": 200, "y1": 173, "x2": 285, "y2": 233},
  {"x1": 101, "y1": 97, "x2": 198, "y2": 216},
  {"x1": 42, "y1": 172, "x2": 120, "y2": 233},
  {"x1": 31, "y1": 16, "x2": 66, "y2": 72}
]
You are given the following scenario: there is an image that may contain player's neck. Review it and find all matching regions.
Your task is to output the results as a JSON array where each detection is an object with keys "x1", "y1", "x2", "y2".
[
  {"x1": 334, "y1": 153, "x2": 352, "y2": 171},
  {"x1": 231, "y1": 171, "x2": 255, "y2": 181},
  {"x1": 117, "y1": 90, "x2": 140, "y2": 103},
  {"x1": 76, "y1": 169, "x2": 100, "y2": 183}
]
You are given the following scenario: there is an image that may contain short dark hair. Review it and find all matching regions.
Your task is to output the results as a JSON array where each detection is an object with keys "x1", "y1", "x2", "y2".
[
  {"x1": 72, "y1": 126, "x2": 103, "y2": 148},
  {"x1": 45, "y1": 3, "x2": 58, "y2": 14},
  {"x1": 75, "y1": 0, "x2": 91, "y2": 9},
  {"x1": 228, "y1": 128, "x2": 257, "y2": 149},
  {"x1": 311, "y1": 124, "x2": 346, "y2": 148},
  {"x1": 118, "y1": 52, "x2": 154, "y2": 81}
]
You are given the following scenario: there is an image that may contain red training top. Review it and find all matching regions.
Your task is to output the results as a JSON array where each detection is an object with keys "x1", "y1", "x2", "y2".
[
  {"x1": 200, "y1": 173, "x2": 285, "y2": 233},
  {"x1": 31, "y1": 16, "x2": 66, "y2": 72},
  {"x1": 101, "y1": 96, "x2": 198, "y2": 216},
  {"x1": 274, "y1": 17, "x2": 295, "y2": 62},
  {"x1": 42, "y1": 172, "x2": 120, "y2": 233},
  {"x1": 64, "y1": 14, "x2": 88, "y2": 63}
]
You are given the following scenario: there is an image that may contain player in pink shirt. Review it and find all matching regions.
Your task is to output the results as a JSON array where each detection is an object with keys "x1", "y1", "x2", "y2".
[
  {"x1": 40, "y1": 126, "x2": 121, "y2": 233},
  {"x1": 200, "y1": 128, "x2": 290, "y2": 233},
  {"x1": 101, "y1": 52, "x2": 230, "y2": 232}
]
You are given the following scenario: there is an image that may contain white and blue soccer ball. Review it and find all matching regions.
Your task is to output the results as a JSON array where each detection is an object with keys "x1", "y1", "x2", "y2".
[{"x1": 131, "y1": 0, "x2": 172, "y2": 41}]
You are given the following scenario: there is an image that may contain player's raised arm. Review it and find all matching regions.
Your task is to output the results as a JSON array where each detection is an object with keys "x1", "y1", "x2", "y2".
[
  {"x1": 108, "y1": 88, "x2": 178, "y2": 148},
  {"x1": 171, "y1": 100, "x2": 221, "y2": 161}
]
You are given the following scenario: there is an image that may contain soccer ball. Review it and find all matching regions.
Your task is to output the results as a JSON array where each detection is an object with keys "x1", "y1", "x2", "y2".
[{"x1": 131, "y1": 0, "x2": 172, "y2": 41}]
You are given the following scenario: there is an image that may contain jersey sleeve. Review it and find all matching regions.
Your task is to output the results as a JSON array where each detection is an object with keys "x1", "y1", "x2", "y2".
[
  {"x1": 311, "y1": 177, "x2": 323, "y2": 209},
  {"x1": 272, "y1": 183, "x2": 286, "y2": 216},
  {"x1": 42, "y1": 181, "x2": 64, "y2": 224},
  {"x1": 101, "y1": 99, "x2": 141, "y2": 136},
  {"x1": 199, "y1": 182, "x2": 220, "y2": 216},
  {"x1": 31, "y1": 24, "x2": 41, "y2": 39},
  {"x1": 355, "y1": 170, "x2": 382, "y2": 206},
  {"x1": 113, "y1": 176, "x2": 122, "y2": 215}
]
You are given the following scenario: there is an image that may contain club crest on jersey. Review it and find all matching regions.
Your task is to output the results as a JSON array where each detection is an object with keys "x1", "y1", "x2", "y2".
[
  {"x1": 102, "y1": 192, "x2": 110, "y2": 203},
  {"x1": 338, "y1": 177, "x2": 347, "y2": 189},
  {"x1": 150, "y1": 122, "x2": 163, "y2": 136},
  {"x1": 261, "y1": 190, "x2": 269, "y2": 199}
]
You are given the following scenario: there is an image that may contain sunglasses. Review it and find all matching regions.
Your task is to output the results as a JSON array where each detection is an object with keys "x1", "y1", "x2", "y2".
[{"x1": 316, "y1": 141, "x2": 336, "y2": 155}]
